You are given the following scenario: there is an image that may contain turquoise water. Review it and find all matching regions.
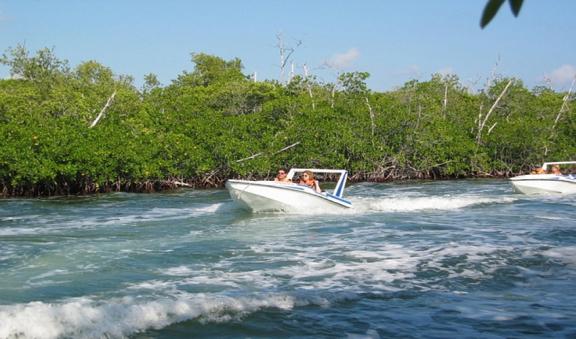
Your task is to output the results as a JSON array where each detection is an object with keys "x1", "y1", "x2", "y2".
[{"x1": 0, "y1": 179, "x2": 575, "y2": 338}]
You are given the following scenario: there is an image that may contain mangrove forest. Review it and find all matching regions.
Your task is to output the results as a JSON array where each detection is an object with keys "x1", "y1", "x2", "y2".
[{"x1": 0, "y1": 46, "x2": 574, "y2": 196}]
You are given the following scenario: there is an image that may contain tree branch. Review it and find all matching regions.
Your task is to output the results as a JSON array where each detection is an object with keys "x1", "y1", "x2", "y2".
[
  {"x1": 476, "y1": 80, "x2": 512, "y2": 143},
  {"x1": 365, "y1": 97, "x2": 375, "y2": 136},
  {"x1": 89, "y1": 90, "x2": 117, "y2": 128},
  {"x1": 235, "y1": 141, "x2": 301, "y2": 163},
  {"x1": 551, "y1": 77, "x2": 575, "y2": 131},
  {"x1": 272, "y1": 141, "x2": 301, "y2": 155},
  {"x1": 235, "y1": 152, "x2": 264, "y2": 163}
]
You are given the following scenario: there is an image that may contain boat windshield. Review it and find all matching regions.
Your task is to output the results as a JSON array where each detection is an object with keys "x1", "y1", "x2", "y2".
[
  {"x1": 286, "y1": 168, "x2": 348, "y2": 198},
  {"x1": 542, "y1": 161, "x2": 576, "y2": 175}
]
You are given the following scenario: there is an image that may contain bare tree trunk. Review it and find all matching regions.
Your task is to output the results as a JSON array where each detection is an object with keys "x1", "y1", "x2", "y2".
[
  {"x1": 308, "y1": 87, "x2": 316, "y2": 111},
  {"x1": 365, "y1": 97, "x2": 375, "y2": 136},
  {"x1": 487, "y1": 122, "x2": 498, "y2": 135},
  {"x1": 545, "y1": 77, "x2": 575, "y2": 156},
  {"x1": 331, "y1": 84, "x2": 336, "y2": 109},
  {"x1": 476, "y1": 80, "x2": 512, "y2": 144},
  {"x1": 235, "y1": 152, "x2": 264, "y2": 163},
  {"x1": 236, "y1": 142, "x2": 301, "y2": 163},
  {"x1": 442, "y1": 83, "x2": 448, "y2": 118},
  {"x1": 415, "y1": 104, "x2": 422, "y2": 133},
  {"x1": 272, "y1": 141, "x2": 301, "y2": 155},
  {"x1": 303, "y1": 64, "x2": 315, "y2": 110},
  {"x1": 551, "y1": 77, "x2": 575, "y2": 131},
  {"x1": 474, "y1": 102, "x2": 484, "y2": 134},
  {"x1": 276, "y1": 33, "x2": 301, "y2": 83},
  {"x1": 89, "y1": 91, "x2": 117, "y2": 128},
  {"x1": 277, "y1": 33, "x2": 285, "y2": 82}
]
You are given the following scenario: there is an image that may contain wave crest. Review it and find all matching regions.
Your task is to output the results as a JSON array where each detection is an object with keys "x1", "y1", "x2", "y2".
[{"x1": 0, "y1": 293, "x2": 301, "y2": 339}]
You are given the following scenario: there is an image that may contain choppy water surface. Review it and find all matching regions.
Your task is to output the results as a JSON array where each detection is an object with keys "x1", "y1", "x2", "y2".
[{"x1": 0, "y1": 179, "x2": 575, "y2": 338}]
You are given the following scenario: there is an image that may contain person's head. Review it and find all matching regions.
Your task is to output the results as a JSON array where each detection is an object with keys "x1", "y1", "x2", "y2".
[
  {"x1": 551, "y1": 165, "x2": 561, "y2": 174},
  {"x1": 276, "y1": 168, "x2": 288, "y2": 178},
  {"x1": 301, "y1": 170, "x2": 315, "y2": 181}
]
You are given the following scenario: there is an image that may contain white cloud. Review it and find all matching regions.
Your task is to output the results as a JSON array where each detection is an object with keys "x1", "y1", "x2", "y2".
[
  {"x1": 544, "y1": 64, "x2": 576, "y2": 87},
  {"x1": 324, "y1": 48, "x2": 360, "y2": 70}
]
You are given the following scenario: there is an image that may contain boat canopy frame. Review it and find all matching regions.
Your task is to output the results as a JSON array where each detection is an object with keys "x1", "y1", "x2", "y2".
[
  {"x1": 286, "y1": 168, "x2": 348, "y2": 198},
  {"x1": 542, "y1": 161, "x2": 576, "y2": 171}
]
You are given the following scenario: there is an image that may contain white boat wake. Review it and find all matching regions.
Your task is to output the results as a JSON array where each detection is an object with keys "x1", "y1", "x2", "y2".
[{"x1": 350, "y1": 195, "x2": 517, "y2": 213}]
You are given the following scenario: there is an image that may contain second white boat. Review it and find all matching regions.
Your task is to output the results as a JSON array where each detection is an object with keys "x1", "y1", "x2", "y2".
[{"x1": 510, "y1": 161, "x2": 576, "y2": 194}]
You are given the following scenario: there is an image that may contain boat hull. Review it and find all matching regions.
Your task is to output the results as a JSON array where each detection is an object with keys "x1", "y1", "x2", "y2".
[
  {"x1": 226, "y1": 180, "x2": 351, "y2": 213},
  {"x1": 510, "y1": 174, "x2": 576, "y2": 194}
]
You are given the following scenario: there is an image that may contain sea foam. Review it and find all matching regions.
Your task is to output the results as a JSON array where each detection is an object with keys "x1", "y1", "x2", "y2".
[
  {"x1": 352, "y1": 195, "x2": 516, "y2": 213},
  {"x1": 0, "y1": 293, "x2": 303, "y2": 339}
]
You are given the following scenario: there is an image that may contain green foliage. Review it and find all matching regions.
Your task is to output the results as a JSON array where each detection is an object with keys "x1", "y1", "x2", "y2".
[
  {"x1": 338, "y1": 72, "x2": 370, "y2": 94},
  {"x1": 0, "y1": 46, "x2": 574, "y2": 195},
  {"x1": 1, "y1": 44, "x2": 70, "y2": 82},
  {"x1": 175, "y1": 53, "x2": 245, "y2": 87}
]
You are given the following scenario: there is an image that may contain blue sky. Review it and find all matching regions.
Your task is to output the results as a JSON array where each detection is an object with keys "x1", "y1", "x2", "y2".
[{"x1": 1, "y1": 1, "x2": 575, "y2": 91}]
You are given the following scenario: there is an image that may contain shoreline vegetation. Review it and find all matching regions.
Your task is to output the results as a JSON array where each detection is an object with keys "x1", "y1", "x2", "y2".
[{"x1": 1, "y1": 46, "x2": 574, "y2": 197}]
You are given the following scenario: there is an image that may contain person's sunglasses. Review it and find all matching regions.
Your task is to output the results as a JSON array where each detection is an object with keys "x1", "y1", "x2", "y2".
[{"x1": 278, "y1": 172, "x2": 285, "y2": 175}]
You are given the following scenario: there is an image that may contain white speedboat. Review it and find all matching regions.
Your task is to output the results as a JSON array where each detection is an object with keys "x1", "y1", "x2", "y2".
[
  {"x1": 510, "y1": 161, "x2": 576, "y2": 194},
  {"x1": 226, "y1": 168, "x2": 352, "y2": 212}
]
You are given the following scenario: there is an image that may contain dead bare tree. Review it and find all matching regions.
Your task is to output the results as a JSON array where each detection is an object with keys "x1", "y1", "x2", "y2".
[
  {"x1": 365, "y1": 97, "x2": 375, "y2": 136},
  {"x1": 235, "y1": 141, "x2": 301, "y2": 163},
  {"x1": 330, "y1": 83, "x2": 337, "y2": 109},
  {"x1": 272, "y1": 141, "x2": 301, "y2": 155},
  {"x1": 276, "y1": 33, "x2": 301, "y2": 83},
  {"x1": 89, "y1": 90, "x2": 117, "y2": 128},
  {"x1": 487, "y1": 122, "x2": 498, "y2": 135},
  {"x1": 551, "y1": 77, "x2": 575, "y2": 132},
  {"x1": 303, "y1": 64, "x2": 316, "y2": 111},
  {"x1": 442, "y1": 82, "x2": 448, "y2": 118},
  {"x1": 414, "y1": 104, "x2": 422, "y2": 134},
  {"x1": 476, "y1": 80, "x2": 513, "y2": 144},
  {"x1": 544, "y1": 77, "x2": 575, "y2": 156},
  {"x1": 235, "y1": 152, "x2": 264, "y2": 163}
]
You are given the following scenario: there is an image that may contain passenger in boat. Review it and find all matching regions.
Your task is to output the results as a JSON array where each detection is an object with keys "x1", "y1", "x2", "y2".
[
  {"x1": 550, "y1": 165, "x2": 562, "y2": 175},
  {"x1": 531, "y1": 167, "x2": 546, "y2": 174},
  {"x1": 298, "y1": 170, "x2": 321, "y2": 193},
  {"x1": 274, "y1": 168, "x2": 292, "y2": 183}
]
